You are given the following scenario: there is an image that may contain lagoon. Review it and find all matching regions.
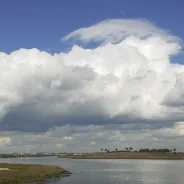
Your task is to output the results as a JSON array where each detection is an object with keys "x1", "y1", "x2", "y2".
[{"x1": 0, "y1": 156, "x2": 184, "y2": 184}]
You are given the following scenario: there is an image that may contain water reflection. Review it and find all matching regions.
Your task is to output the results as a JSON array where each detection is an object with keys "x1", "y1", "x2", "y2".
[{"x1": 0, "y1": 157, "x2": 183, "y2": 184}]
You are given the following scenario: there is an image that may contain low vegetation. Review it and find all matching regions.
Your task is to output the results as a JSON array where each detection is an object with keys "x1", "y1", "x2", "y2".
[
  {"x1": 0, "y1": 153, "x2": 57, "y2": 158},
  {"x1": 58, "y1": 147, "x2": 184, "y2": 160},
  {"x1": 58, "y1": 152, "x2": 184, "y2": 159},
  {"x1": 0, "y1": 163, "x2": 64, "y2": 184},
  {"x1": 100, "y1": 147, "x2": 177, "y2": 153}
]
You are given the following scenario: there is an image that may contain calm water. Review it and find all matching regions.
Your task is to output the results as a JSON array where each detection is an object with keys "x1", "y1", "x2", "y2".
[{"x1": 0, "y1": 156, "x2": 184, "y2": 184}]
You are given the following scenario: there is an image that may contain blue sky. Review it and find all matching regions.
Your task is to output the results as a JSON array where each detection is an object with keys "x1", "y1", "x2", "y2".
[{"x1": 0, "y1": 0, "x2": 183, "y2": 54}]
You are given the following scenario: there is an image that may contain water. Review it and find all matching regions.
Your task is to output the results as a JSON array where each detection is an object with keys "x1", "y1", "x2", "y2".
[{"x1": 0, "y1": 156, "x2": 184, "y2": 184}]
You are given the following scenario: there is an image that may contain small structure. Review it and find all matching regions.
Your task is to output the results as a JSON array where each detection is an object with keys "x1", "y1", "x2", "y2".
[{"x1": 0, "y1": 168, "x2": 10, "y2": 170}]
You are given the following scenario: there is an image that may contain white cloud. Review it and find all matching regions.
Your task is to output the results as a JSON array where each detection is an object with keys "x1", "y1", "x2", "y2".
[
  {"x1": 90, "y1": 141, "x2": 97, "y2": 145},
  {"x1": 64, "y1": 136, "x2": 73, "y2": 140},
  {"x1": 0, "y1": 17, "x2": 184, "y2": 150},
  {"x1": 173, "y1": 122, "x2": 184, "y2": 135},
  {"x1": 62, "y1": 19, "x2": 179, "y2": 44},
  {"x1": 0, "y1": 137, "x2": 12, "y2": 146},
  {"x1": 56, "y1": 143, "x2": 65, "y2": 148},
  {"x1": 2, "y1": 123, "x2": 184, "y2": 153}
]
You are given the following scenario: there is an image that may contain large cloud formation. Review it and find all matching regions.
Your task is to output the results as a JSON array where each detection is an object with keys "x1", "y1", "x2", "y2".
[{"x1": 1, "y1": 19, "x2": 184, "y2": 152}]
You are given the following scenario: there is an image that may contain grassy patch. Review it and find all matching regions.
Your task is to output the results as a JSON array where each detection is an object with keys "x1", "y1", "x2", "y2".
[
  {"x1": 58, "y1": 152, "x2": 184, "y2": 160},
  {"x1": 0, "y1": 163, "x2": 64, "y2": 184}
]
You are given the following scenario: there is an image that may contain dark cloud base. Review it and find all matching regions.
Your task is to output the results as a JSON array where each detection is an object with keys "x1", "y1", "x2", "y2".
[{"x1": 0, "y1": 104, "x2": 182, "y2": 133}]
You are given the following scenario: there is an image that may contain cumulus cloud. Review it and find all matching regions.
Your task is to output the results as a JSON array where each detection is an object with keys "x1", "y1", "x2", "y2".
[
  {"x1": 2, "y1": 123, "x2": 184, "y2": 153},
  {"x1": 0, "y1": 17, "x2": 184, "y2": 150},
  {"x1": 90, "y1": 141, "x2": 97, "y2": 145},
  {"x1": 0, "y1": 137, "x2": 12, "y2": 147}
]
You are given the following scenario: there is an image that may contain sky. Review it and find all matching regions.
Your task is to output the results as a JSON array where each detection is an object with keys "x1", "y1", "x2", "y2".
[
  {"x1": 1, "y1": 0, "x2": 184, "y2": 53},
  {"x1": 1, "y1": 0, "x2": 184, "y2": 153}
]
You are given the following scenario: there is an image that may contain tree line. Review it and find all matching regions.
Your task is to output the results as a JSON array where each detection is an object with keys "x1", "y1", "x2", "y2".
[{"x1": 101, "y1": 147, "x2": 177, "y2": 153}]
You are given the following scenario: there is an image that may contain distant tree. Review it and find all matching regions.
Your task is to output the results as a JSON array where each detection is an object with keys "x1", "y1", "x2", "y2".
[
  {"x1": 115, "y1": 148, "x2": 118, "y2": 152},
  {"x1": 125, "y1": 147, "x2": 129, "y2": 152},
  {"x1": 101, "y1": 148, "x2": 103, "y2": 152},
  {"x1": 105, "y1": 149, "x2": 109, "y2": 153},
  {"x1": 129, "y1": 147, "x2": 133, "y2": 152},
  {"x1": 173, "y1": 148, "x2": 176, "y2": 154},
  {"x1": 138, "y1": 148, "x2": 172, "y2": 153},
  {"x1": 139, "y1": 148, "x2": 149, "y2": 153}
]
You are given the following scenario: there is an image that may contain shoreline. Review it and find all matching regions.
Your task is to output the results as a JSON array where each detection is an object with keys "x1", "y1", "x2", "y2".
[
  {"x1": 0, "y1": 163, "x2": 71, "y2": 184},
  {"x1": 58, "y1": 153, "x2": 184, "y2": 160},
  {"x1": 0, "y1": 155, "x2": 57, "y2": 158}
]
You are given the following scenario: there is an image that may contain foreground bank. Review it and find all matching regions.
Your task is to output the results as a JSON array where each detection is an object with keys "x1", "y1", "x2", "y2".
[
  {"x1": 58, "y1": 152, "x2": 184, "y2": 160},
  {"x1": 0, "y1": 163, "x2": 71, "y2": 184}
]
